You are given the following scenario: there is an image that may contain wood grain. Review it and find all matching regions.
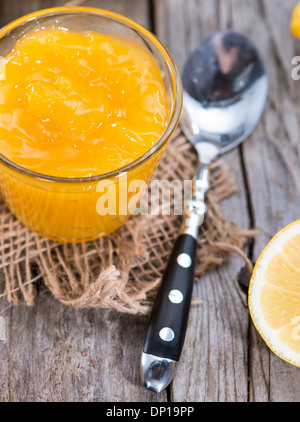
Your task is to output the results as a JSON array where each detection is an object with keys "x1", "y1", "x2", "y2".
[
  {"x1": 0, "y1": 0, "x2": 150, "y2": 28},
  {"x1": 0, "y1": 0, "x2": 166, "y2": 403},
  {"x1": 0, "y1": 305, "x2": 10, "y2": 401},
  {"x1": 6, "y1": 289, "x2": 167, "y2": 401},
  {"x1": 235, "y1": 0, "x2": 300, "y2": 402},
  {"x1": 1, "y1": 0, "x2": 300, "y2": 402},
  {"x1": 154, "y1": 0, "x2": 251, "y2": 402},
  {"x1": 154, "y1": 0, "x2": 300, "y2": 402}
]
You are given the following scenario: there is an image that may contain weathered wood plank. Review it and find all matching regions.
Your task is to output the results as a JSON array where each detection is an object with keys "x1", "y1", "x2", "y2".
[
  {"x1": 153, "y1": 0, "x2": 251, "y2": 402},
  {"x1": 154, "y1": 0, "x2": 300, "y2": 402},
  {"x1": 8, "y1": 288, "x2": 165, "y2": 401},
  {"x1": 0, "y1": 0, "x2": 166, "y2": 402},
  {"x1": 0, "y1": 301, "x2": 11, "y2": 401},
  {"x1": 228, "y1": 0, "x2": 300, "y2": 402},
  {"x1": 0, "y1": 0, "x2": 150, "y2": 28},
  {"x1": 1, "y1": 0, "x2": 299, "y2": 403}
]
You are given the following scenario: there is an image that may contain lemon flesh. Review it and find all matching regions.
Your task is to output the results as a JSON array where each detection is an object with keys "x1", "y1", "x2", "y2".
[{"x1": 249, "y1": 220, "x2": 300, "y2": 366}]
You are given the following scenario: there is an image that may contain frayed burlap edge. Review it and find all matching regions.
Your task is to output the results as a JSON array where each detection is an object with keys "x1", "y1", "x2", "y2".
[{"x1": 0, "y1": 129, "x2": 255, "y2": 315}]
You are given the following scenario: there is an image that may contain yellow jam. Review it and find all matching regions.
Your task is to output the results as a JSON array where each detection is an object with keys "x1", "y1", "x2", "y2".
[
  {"x1": 0, "y1": 14, "x2": 178, "y2": 243},
  {"x1": 0, "y1": 27, "x2": 167, "y2": 177}
]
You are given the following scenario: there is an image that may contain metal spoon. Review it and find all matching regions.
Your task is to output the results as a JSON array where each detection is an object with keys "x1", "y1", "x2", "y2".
[{"x1": 141, "y1": 30, "x2": 268, "y2": 393}]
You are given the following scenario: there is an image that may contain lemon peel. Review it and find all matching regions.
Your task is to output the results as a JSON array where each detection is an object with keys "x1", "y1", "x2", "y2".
[{"x1": 291, "y1": 2, "x2": 300, "y2": 39}]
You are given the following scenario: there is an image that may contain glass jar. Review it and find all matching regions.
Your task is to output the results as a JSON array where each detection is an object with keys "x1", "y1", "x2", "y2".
[{"x1": 0, "y1": 6, "x2": 182, "y2": 242}]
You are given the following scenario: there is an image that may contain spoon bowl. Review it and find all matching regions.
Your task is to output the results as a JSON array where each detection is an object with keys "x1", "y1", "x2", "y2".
[{"x1": 181, "y1": 30, "x2": 268, "y2": 163}]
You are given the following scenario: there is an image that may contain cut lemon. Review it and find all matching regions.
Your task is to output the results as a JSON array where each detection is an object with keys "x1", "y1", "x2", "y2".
[
  {"x1": 291, "y1": 2, "x2": 300, "y2": 39},
  {"x1": 248, "y1": 219, "x2": 300, "y2": 367}
]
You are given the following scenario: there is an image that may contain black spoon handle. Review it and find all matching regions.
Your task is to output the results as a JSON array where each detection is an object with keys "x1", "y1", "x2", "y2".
[
  {"x1": 141, "y1": 163, "x2": 210, "y2": 392},
  {"x1": 142, "y1": 232, "x2": 197, "y2": 360}
]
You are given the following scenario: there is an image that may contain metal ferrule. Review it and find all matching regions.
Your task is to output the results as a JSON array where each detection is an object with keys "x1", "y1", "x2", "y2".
[{"x1": 181, "y1": 163, "x2": 210, "y2": 239}]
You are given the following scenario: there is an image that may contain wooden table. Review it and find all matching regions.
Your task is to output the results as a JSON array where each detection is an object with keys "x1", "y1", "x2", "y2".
[{"x1": 0, "y1": 0, "x2": 300, "y2": 402}]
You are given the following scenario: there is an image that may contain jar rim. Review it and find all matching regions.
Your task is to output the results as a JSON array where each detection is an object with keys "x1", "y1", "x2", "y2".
[{"x1": 0, "y1": 6, "x2": 182, "y2": 183}]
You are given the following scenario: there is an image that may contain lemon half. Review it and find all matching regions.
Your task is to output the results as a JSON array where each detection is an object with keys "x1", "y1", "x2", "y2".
[
  {"x1": 249, "y1": 219, "x2": 300, "y2": 367},
  {"x1": 291, "y1": 2, "x2": 300, "y2": 38}
]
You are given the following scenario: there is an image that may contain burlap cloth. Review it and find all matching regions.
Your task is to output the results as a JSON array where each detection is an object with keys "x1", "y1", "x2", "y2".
[
  {"x1": 0, "y1": 0, "x2": 255, "y2": 313},
  {"x1": 0, "y1": 128, "x2": 254, "y2": 315}
]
